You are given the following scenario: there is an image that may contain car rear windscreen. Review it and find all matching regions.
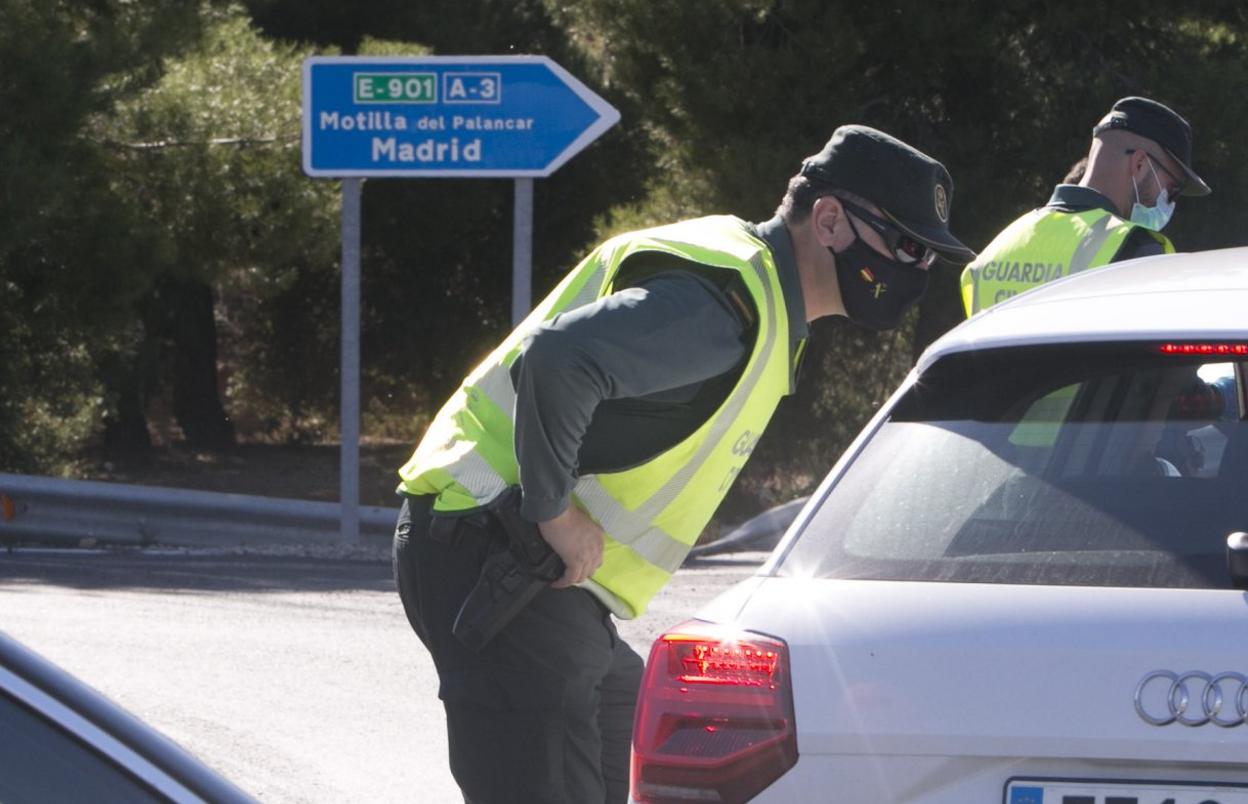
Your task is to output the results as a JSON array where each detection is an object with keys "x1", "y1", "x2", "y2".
[{"x1": 777, "y1": 343, "x2": 1248, "y2": 589}]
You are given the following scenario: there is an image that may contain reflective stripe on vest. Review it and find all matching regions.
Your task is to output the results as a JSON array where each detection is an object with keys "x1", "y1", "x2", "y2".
[
  {"x1": 960, "y1": 207, "x2": 1174, "y2": 316},
  {"x1": 397, "y1": 216, "x2": 793, "y2": 619},
  {"x1": 572, "y1": 244, "x2": 781, "y2": 575}
]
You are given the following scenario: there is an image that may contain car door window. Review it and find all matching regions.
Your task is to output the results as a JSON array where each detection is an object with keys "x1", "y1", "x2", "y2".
[{"x1": 0, "y1": 691, "x2": 168, "y2": 804}]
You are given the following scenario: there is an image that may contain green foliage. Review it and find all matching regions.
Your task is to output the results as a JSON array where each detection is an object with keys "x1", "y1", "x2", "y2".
[
  {"x1": 550, "y1": 0, "x2": 1248, "y2": 515},
  {"x1": 109, "y1": 8, "x2": 334, "y2": 271},
  {"x1": 0, "y1": 0, "x2": 207, "y2": 471},
  {"x1": 102, "y1": 5, "x2": 342, "y2": 443},
  {"x1": 0, "y1": 331, "x2": 104, "y2": 474},
  {"x1": 6, "y1": 0, "x2": 1248, "y2": 515}
]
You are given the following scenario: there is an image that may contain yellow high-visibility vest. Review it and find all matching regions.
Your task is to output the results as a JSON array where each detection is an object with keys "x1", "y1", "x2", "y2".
[
  {"x1": 397, "y1": 216, "x2": 797, "y2": 618},
  {"x1": 961, "y1": 207, "x2": 1173, "y2": 316}
]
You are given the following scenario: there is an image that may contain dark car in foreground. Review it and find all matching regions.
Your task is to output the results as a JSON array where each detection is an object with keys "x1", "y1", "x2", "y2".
[{"x1": 0, "y1": 630, "x2": 255, "y2": 804}]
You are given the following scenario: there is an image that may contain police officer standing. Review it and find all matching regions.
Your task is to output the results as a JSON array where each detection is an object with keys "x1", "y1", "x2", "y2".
[
  {"x1": 960, "y1": 97, "x2": 1209, "y2": 315},
  {"x1": 392, "y1": 125, "x2": 974, "y2": 803}
]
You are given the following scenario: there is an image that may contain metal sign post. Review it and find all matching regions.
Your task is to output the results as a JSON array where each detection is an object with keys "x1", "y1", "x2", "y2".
[
  {"x1": 302, "y1": 55, "x2": 619, "y2": 541},
  {"x1": 512, "y1": 177, "x2": 533, "y2": 326},
  {"x1": 339, "y1": 178, "x2": 361, "y2": 543}
]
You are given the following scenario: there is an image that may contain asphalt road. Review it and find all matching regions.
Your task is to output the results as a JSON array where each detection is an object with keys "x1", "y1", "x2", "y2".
[{"x1": 0, "y1": 545, "x2": 768, "y2": 803}]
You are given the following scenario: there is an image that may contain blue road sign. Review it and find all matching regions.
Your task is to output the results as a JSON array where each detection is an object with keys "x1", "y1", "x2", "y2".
[{"x1": 302, "y1": 56, "x2": 620, "y2": 178}]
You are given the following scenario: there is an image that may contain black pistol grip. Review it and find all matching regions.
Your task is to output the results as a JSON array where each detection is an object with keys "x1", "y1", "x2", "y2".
[{"x1": 451, "y1": 487, "x2": 567, "y2": 651}]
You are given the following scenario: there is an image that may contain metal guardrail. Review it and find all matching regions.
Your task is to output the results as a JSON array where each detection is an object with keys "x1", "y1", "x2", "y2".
[{"x1": 0, "y1": 474, "x2": 399, "y2": 548}]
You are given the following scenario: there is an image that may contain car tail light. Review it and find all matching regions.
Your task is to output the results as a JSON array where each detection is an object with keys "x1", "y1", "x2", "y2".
[
  {"x1": 631, "y1": 620, "x2": 797, "y2": 803},
  {"x1": 1159, "y1": 342, "x2": 1248, "y2": 356}
]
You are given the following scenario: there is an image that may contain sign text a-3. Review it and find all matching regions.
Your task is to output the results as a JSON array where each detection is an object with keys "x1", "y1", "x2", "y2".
[{"x1": 443, "y1": 72, "x2": 501, "y2": 104}]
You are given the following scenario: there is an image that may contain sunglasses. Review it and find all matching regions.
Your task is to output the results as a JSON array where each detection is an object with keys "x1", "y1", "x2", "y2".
[
  {"x1": 1126, "y1": 148, "x2": 1185, "y2": 197},
  {"x1": 838, "y1": 199, "x2": 938, "y2": 269}
]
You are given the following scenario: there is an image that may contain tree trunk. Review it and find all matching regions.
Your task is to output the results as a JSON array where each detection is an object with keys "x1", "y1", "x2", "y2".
[
  {"x1": 155, "y1": 278, "x2": 234, "y2": 449},
  {"x1": 99, "y1": 354, "x2": 153, "y2": 451}
]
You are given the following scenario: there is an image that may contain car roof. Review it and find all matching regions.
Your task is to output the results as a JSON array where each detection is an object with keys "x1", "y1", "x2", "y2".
[{"x1": 919, "y1": 247, "x2": 1248, "y2": 372}]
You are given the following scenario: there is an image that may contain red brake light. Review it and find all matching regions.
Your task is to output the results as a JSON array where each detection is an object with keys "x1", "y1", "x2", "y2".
[
  {"x1": 668, "y1": 634, "x2": 781, "y2": 687},
  {"x1": 1159, "y1": 342, "x2": 1248, "y2": 356},
  {"x1": 631, "y1": 621, "x2": 797, "y2": 804}
]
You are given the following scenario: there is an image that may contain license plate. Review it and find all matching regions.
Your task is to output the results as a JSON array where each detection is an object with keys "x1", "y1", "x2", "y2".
[{"x1": 1006, "y1": 777, "x2": 1248, "y2": 804}]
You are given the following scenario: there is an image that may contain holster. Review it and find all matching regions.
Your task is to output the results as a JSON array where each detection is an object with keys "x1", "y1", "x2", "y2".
[{"x1": 446, "y1": 487, "x2": 565, "y2": 652}]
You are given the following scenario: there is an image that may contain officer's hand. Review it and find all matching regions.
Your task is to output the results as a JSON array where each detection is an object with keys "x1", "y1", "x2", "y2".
[{"x1": 539, "y1": 506, "x2": 605, "y2": 589}]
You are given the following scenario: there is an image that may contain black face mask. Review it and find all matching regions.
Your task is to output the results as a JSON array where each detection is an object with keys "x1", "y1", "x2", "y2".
[{"x1": 829, "y1": 235, "x2": 930, "y2": 332}]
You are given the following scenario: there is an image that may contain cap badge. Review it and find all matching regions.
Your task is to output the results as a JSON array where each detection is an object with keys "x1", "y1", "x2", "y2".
[{"x1": 934, "y1": 184, "x2": 949, "y2": 223}]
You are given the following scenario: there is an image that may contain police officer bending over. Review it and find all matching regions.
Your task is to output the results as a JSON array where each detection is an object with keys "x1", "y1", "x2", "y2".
[
  {"x1": 961, "y1": 96, "x2": 1209, "y2": 316},
  {"x1": 392, "y1": 125, "x2": 974, "y2": 804}
]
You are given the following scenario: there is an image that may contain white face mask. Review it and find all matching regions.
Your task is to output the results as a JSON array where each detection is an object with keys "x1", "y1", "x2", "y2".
[{"x1": 1130, "y1": 156, "x2": 1176, "y2": 231}]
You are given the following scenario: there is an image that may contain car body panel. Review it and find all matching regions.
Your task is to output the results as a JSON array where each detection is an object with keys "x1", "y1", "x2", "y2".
[
  {"x1": 749, "y1": 754, "x2": 1248, "y2": 803},
  {"x1": 704, "y1": 577, "x2": 1248, "y2": 803},
  {"x1": 731, "y1": 578, "x2": 1248, "y2": 761}
]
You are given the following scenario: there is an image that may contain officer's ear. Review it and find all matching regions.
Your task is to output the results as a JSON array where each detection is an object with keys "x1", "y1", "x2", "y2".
[{"x1": 810, "y1": 195, "x2": 844, "y2": 248}]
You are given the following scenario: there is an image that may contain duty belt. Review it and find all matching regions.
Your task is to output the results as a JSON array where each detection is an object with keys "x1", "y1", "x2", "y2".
[{"x1": 427, "y1": 506, "x2": 496, "y2": 544}]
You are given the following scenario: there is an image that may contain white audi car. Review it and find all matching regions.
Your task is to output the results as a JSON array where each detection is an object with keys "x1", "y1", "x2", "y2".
[{"x1": 632, "y1": 249, "x2": 1248, "y2": 804}]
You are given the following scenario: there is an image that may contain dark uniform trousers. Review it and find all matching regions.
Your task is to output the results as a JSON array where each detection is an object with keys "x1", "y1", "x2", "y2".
[{"x1": 393, "y1": 495, "x2": 644, "y2": 804}]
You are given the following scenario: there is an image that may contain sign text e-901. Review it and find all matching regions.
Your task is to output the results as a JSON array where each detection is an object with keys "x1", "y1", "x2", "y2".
[{"x1": 353, "y1": 73, "x2": 437, "y2": 104}]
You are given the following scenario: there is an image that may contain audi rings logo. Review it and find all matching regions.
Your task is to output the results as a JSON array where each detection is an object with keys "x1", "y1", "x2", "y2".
[{"x1": 1134, "y1": 670, "x2": 1248, "y2": 727}]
